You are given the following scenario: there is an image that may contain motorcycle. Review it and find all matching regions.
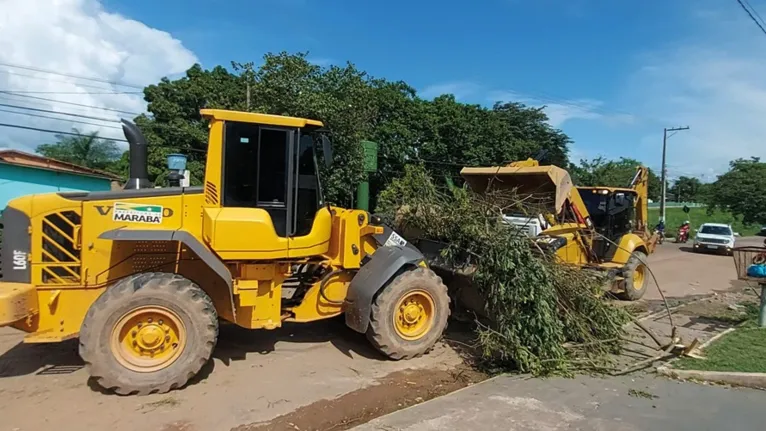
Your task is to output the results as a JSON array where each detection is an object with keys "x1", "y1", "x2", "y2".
[
  {"x1": 676, "y1": 225, "x2": 690, "y2": 243},
  {"x1": 654, "y1": 226, "x2": 665, "y2": 244}
]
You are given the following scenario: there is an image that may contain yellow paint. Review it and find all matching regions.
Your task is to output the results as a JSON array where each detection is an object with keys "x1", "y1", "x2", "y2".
[
  {"x1": 612, "y1": 233, "x2": 648, "y2": 265},
  {"x1": 286, "y1": 271, "x2": 351, "y2": 322},
  {"x1": 234, "y1": 280, "x2": 283, "y2": 329},
  {"x1": 0, "y1": 283, "x2": 39, "y2": 325},
  {"x1": 287, "y1": 207, "x2": 332, "y2": 258},
  {"x1": 111, "y1": 305, "x2": 185, "y2": 372},
  {"x1": 0, "y1": 108, "x2": 398, "y2": 345},
  {"x1": 393, "y1": 290, "x2": 434, "y2": 341},
  {"x1": 204, "y1": 207, "x2": 288, "y2": 259},
  {"x1": 201, "y1": 109, "x2": 324, "y2": 128}
]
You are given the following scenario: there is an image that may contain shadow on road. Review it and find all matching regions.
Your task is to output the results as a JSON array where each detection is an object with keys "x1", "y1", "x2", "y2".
[{"x1": 0, "y1": 339, "x2": 84, "y2": 379}]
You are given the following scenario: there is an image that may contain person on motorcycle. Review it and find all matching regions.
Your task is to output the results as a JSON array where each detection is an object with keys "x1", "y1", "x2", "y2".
[
  {"x1": 677, "y1": 220, "x2": 691, "y2": 243},
  {"x1": 655, "y1": 220, "x2": 666, "y2": 244}
]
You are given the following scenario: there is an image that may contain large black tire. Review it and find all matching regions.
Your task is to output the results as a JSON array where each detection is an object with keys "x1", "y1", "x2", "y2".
[
  {"x1": 366, "y1": 267, "x2": 450, "y2": 360},
  {"x1": 618, "y1": 251, "x2": 648, "y2": 301},
  {"x1": 79, "y1": 272, "x2": 218, "y2": 395}
]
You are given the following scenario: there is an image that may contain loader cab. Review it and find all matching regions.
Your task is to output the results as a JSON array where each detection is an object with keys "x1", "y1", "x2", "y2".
[
  {"x1": 200, "y1": 109, "x2": 333, "y2": 260},
  {"x1": 578, "y1": 187, "x2": 636, "y2": 260}
]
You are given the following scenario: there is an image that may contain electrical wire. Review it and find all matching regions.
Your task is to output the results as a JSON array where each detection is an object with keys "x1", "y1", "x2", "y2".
[
  {"x1": 0, "y1": 61, "x2": 144, "y2": 89},
  {"x1": 736, "y1": 0, "x2": 766, "y2": 37},
  {"x1": 0, "y1": 122, "x2": 127, "y2": 142},
  {"x1": 0, "y1": 90, "x2": 142, "y2": 95},
  {"x1": 0, "y1": 92, "x2": 141, "y2": 116},
  {"x1": 0, "y1": 68, "x2": 127, "y2": 92},
  {"x1": 0, "y1": 102, "x2": 121, "y2": 122},
  {"x1": 0, "y1": 107, "x2": 122, "y2": 130},
  {"x1": 744, "y1": 0, "x2": 766, "y2": 27}
]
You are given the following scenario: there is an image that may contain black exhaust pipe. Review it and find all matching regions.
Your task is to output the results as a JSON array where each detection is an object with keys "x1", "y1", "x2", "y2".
[{"x1": 121, "y1": 119, "x2": 151, "y2": 190}]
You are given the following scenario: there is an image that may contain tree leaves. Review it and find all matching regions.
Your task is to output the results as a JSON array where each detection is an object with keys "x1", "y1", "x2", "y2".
[
  {"x1": 706, "y1": 157, "x2": 766, "y2": 225},
  {"x1": 36, "y1": 128, "x2": 121, "y2": 171}
]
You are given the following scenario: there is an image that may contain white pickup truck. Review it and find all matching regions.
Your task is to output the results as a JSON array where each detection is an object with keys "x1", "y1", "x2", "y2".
[{"x1": 503, "y1": 214, "x2": 547, "y2": 237}]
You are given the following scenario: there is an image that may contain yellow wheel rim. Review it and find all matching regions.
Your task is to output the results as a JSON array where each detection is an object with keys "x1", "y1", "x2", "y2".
[
  {"x1": 110, "y1": 306, "x2": 186, "y2": 373},
  {"x1": 632, "y1": 265, "x2": 646, "y2": 290},
  {"x1": 393, "y1": 290, "x2": 435, "y2": 341}
]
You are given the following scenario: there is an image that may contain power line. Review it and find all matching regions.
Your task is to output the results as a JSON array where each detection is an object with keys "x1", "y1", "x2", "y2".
[
  {"x1": 0, "y1": 122, "x2": 127, "y2": 142},
  {"x1": 736, "y1": 0, "x2": 766, "y2": 37},
  {"x1": 0, "y1": 91, "x2": 141, "y2": 116},
  {"x1": 744, "y1": 0, "x2": 766, "y2": 27},
  {"x1": 0, "y1": 108, "x2": 122, "y2": 130},
  {"x1": 0, "y1": 68, "x2": 131, "y2": 92},
  {"x1": 0, "y1": 90, "x2": 142, "y2": 95},
  {"x1": 0, "y1": 61, "x2": 143, "y2": 89},
  {"x1": 0, "y1": 122, "x2": 207, "y2": 153},
  {"x1": 0, "y1": 103, "x2": 121, "y2": 122}
]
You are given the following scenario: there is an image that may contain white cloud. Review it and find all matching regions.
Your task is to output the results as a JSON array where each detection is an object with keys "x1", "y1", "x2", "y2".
[
  {"x1": 626, "y1": 3, "x2": 766, "y2": 177},
  {"x1": 487, "y1": 90, "x2": 635, "y2": 128},
  {"x1": 419, "y1": 81, "x2": 482, "y2": 101},
  {"x1": 0, "y1": 0, "x2": 197, "y2": 152}
]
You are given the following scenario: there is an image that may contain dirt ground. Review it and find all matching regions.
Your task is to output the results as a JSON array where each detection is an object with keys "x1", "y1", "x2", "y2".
[{"x1": 0, "y1": 238, "x2": 755, "y2": 431}]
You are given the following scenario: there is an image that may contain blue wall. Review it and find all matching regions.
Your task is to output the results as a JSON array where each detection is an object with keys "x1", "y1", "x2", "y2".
[{"x1": 0, "y1": 163, "x2": 112, "y2": 209}]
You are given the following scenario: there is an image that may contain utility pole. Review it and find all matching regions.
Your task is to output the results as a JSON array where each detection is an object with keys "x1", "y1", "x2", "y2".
[{"x1": 660, "y1": 126, "x2": 690, "y2": 223}]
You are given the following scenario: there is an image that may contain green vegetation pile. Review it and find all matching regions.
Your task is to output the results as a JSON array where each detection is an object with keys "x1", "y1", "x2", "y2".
[{"x1": 377, "y1": 166, "x2": 630, "y2": 375}]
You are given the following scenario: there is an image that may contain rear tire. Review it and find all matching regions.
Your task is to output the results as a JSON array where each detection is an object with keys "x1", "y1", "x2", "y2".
[
  {"x1": 79, "y1": 272, "x2": 218, "y2": 395},
  {"x1": 618, "y1": 251, "x2": 648, "y2": 301},
  {"x1": 366, "y1": 267, "x2": 450, "y2": 360}
]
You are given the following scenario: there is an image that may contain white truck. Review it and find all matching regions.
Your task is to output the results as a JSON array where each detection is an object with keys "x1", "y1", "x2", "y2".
[{"x1": 503, "y1": 213, "x2": 547, "y2": 237}]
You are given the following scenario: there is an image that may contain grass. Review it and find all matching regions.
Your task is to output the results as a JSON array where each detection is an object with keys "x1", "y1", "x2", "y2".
[
  {"x1": 675, "y1": 304, "x2": 766, "y2": 373},
  {"x1": 649, "y1": 206, "x2": 760, "y2": 236}
]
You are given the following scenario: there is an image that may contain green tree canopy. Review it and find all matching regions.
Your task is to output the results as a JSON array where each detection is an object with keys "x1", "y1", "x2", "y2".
[
  {"x1": 569, "y1": 157, "x2": 662, "y2": 201},
  {"x1": 132, "y1": 52, "x2": 575, "y2": 204},
  {"x1": 669, "y1": 176, "x2": 703, "y2": 203},
  {"x1": 36, "y1": 129, "x2": 121, "y2": 171},
  {"x1": 706, "y1": 158, "x2": 766, "y2": 225}
]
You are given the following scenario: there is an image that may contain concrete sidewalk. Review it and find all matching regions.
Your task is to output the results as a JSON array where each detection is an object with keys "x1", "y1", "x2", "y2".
[{"x1": 352, "y1": 373, "x2": 765, "y2": 431}]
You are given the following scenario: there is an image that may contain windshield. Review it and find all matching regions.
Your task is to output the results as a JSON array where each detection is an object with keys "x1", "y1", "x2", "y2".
[{"x1": 700, "y1": 225, "x2": 732, "y2": 236}]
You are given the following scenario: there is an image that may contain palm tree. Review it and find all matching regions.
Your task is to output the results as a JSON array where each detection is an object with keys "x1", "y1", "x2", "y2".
[{"x1": 36, "y1": 128, "x2": 121, "y2": 171}]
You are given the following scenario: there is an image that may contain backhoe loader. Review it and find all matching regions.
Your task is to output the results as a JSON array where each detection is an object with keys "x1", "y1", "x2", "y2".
[
  {"x1": 457, "y1": 158, "x2": 656, "y2": 300},
  {"x1": 0, "y1": 109, "x2": 450, "y2": 395}
]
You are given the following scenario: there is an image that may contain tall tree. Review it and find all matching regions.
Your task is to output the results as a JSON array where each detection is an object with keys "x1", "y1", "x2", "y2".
[
  {"x1": 36, "y1": 129, "x2": 121, "y2": 171},
  {"x1": 669, "y1": 176, "x2": 703, "y2": 202},
  {"x1": 569, "y1": 157, "x2": 662, "y2": 201},
  {"x1": 706, "y1": 157, "x2": 766, "y2": 225},
  {"x1": 134, "y1": 52, "x2": 576, "y2": 203}
]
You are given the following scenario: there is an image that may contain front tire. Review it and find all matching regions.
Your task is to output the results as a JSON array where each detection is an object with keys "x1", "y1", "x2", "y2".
[
  {"x1": 618, "y1": 251, "x2": 648, "y2": 301},
  {"x1": 366, "y1": 267, "x2": 450, "y2": 360},
  {"x1": 79, "y1": 272, "x2": 218, "y2": 395}
]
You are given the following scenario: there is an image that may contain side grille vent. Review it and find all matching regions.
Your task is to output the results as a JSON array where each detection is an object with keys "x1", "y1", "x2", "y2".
[
  {"x1": 205, "y1": 181, "x2": 219, "y2": 205},
  {"x1": 41, "y1": 210, "x2": 82, "y2": 285}
]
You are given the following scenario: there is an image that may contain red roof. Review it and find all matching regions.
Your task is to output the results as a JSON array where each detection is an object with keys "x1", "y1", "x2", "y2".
[{"x1": 0, "y1": 149, "x2": 121, "y2": 180}]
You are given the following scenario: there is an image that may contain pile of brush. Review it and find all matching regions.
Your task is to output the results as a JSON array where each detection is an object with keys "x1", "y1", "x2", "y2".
[{"x1": 376, "y1": 165, "x2": 629, "y2": 374}]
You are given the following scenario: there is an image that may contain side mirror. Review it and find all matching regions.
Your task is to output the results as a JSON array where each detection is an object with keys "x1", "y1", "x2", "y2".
[
  {"x1": 321, "y1": 135, "x2": 333, "y2": 168},
  {"x1": 734, "y1": 232, "x2": 741, "y2": 237},
  {"x1": 694, "y1": 229, "x2": 698, "y2": 233}
]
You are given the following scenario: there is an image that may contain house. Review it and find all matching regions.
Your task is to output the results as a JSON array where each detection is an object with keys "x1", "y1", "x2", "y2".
[{"x1": 0, "y1": 150, "x2": 121, "y2": 209}]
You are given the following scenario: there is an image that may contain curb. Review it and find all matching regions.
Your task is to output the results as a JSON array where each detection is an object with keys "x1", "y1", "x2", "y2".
[{"x1": 657, "y1": 366, "x2": 766, "y2": 390}]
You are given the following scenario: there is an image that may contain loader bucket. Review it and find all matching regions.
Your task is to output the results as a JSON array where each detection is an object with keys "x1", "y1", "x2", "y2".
[{"x1": 460, "y1": 165, "x2": 574, "y2": 214}]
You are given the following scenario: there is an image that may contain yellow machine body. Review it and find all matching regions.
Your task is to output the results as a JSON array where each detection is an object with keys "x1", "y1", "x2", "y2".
[
  {"x1": 460, "y1": 158, "x2": 655, "y2": 298},
  {"x1": 0, "y1": 110, "x2": 399, "y2": 341}
]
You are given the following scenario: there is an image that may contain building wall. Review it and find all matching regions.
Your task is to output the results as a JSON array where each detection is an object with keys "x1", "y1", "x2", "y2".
[{"x1": 0, "y1": 163, "x2": 112, "y2": 209}]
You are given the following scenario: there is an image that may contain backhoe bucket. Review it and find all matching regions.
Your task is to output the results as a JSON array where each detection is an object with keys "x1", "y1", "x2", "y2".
[{"x1": 460, "y1": 165, "x2": 574, "y2": 214}]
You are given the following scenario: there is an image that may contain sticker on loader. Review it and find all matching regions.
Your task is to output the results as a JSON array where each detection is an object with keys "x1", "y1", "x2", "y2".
[
  {"x1": 113, "y1": 202, "x2": 163, "y2": 224},
  {"x1": 385, "y1": 231, "x2": 408, "y2": 247}
]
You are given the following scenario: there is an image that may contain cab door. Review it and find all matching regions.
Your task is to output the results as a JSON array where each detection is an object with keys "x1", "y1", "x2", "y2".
[
  {"x1": 203, "y1": 121, "x2": 294, "y2": 260},
  {"x1": 287, "y1": 133, "x2": 332, "y2": 258}
]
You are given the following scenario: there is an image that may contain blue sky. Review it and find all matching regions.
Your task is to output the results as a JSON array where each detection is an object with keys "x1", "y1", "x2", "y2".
[{"x1": 7, "y1": 0, "x2": 765, "y2": 181}]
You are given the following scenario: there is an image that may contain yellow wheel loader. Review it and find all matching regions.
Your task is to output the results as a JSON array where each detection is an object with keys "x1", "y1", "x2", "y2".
[
  {"x1": 0, "y1": 109, "x2": 450, "y2": 395},
  {"x1": 459, "y1": 158, "x2": 656, "y2": 301}
]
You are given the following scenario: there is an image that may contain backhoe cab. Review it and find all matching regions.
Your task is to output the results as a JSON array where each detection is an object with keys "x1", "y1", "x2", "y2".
[
  {"x1": 0, "y1": 109, "x2": 450, "y2": 395},
  {"x1": 460, "y1": 158, "x2": 653, "y2": 301}
]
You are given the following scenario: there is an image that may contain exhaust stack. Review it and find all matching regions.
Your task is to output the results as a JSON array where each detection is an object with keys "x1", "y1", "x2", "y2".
[{"x1": 121, "y1": 119, "x2": 151, "y2": 190}]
